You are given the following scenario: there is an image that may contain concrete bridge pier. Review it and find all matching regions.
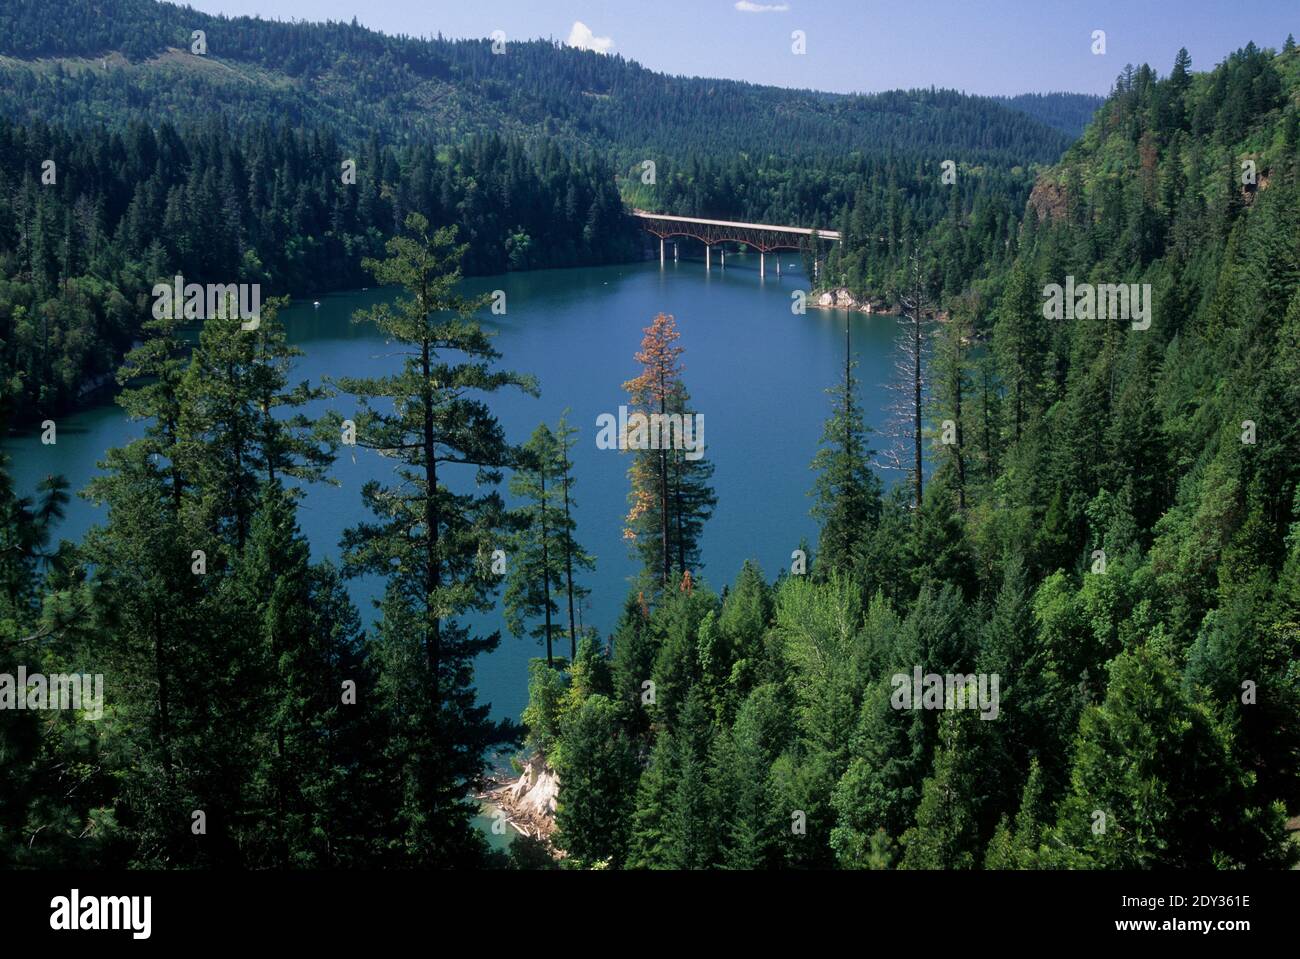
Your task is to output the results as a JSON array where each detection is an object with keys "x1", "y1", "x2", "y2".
[
  {"x1": 760, "y1": 251, "x2": 765, "y2": 278},
  {"x1": 673, "y1": 242, "x2": 678, "y2": 262},
  {"x1": 659, "y1": 237, "x2": 665, "y2": 266},
  {"x1": 706, "y1": 244, "x2": 711, "y2": 270}
]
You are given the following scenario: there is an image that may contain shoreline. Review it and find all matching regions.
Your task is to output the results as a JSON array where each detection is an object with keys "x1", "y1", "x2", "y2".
[{"x1": 474, "y1": 754, "x2": 561, "y2": 851}]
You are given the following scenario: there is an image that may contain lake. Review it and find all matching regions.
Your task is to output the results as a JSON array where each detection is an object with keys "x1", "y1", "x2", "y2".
[{"x1": 3, "y1": 252, "x2": 903, "y2": 726}]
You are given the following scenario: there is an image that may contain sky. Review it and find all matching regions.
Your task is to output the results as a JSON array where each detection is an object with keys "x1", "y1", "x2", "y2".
[{"x1": 180, "y1": 0, "x2": 1297, "y2": 97}]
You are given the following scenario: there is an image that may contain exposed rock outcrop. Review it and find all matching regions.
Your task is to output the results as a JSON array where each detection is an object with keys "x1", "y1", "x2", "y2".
[
  {"x1": 813, "y1": 287, "x2": 895, "y2": 314},
  {"x1": 1026, "y1": 176, "x2": 1069, "y2": 224},
  {"x1": 478, "y1": 754, "x2": 560, "y2": 846}
]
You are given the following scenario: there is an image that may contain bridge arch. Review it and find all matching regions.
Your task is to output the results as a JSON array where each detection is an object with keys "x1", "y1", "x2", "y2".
[{"x1": 632, "y1": 210, "x2": 840, "y2": 276}]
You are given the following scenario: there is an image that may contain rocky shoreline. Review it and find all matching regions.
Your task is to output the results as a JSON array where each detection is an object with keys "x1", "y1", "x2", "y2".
[
  {"x1": 476, "y1": 753, "x2": 561, "y2": 850},
  {"x1": 811, "y1": 287, "x2": 952, "y2": 324},
  {"x1": 811, "y1": 286, "x2": 899, "y2": 314}
]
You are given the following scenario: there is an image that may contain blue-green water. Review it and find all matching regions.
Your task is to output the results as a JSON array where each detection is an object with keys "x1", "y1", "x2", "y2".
[{"x1": 3, "y1": 254, "x2": 902, "y2": 725}]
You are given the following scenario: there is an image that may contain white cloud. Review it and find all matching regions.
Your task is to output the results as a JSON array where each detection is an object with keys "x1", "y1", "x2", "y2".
[
  {"x1": 566, "y1": 21, "x2": 614, "y2": 54},
  {"x1": 735, "y1": 1, "x2": 790, "y2": 12}
]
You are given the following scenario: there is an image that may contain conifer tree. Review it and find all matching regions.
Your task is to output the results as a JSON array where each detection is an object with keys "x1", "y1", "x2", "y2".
[
  {"x1": 335, "y1": 212, "x2": 535, "y2": 865},
  {"x1": 931, "y1": 292, "x2": 975, "y2": 509},
  {"x1": 623, "y1": 313, "x2": 715, "y2": 588},
  {"x1": 984, "y1": 758, "x2": 1047, "y2": 869},
  {"x1": 666, "y1": 687, "x2": 718, "y2": 869},
  {"x1": 1053, "y1": 646, "x2": 1295, "y2": 869},
  {"x1": 505, "y1": 419, "x2": 593, "y2": 666},
  {"x1": 900, "y1": 709, "x2": 984, "y2": 869},
  {"x1": 992, "y1": 259, "x2": 1044, "y2": 445},
  {"x1": 553, "y1": 693, "x2": 639, "y2": 867},
  {"x1": 627, "y1": 732, "x2": 676, "y2": 868},
  {"x1": 809, "y1": 314, "x2": 881, "y2": 574},
  {"x1": 553, "y1": 412, "x2": 593, "y2": 660},
  {"x1": 718, "y1": 684, "x2": 788, "y2": 869},
  {"x1": 80, "y1": 311, "x2": 219, "y2": 865},
  {"x1": 505, "y1": 424, "x2": 564, "y2": 666}
]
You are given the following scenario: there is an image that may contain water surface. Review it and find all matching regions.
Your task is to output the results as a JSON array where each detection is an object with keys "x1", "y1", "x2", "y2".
[{"x1": 4, "y1": 254, "x2": 903, "y2": 724}]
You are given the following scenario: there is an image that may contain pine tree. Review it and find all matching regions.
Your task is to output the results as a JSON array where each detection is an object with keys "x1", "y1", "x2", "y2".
[
  {"x1": 224, "y1": 483, "x2": 376, "y2": 867},
  {"x1": 504, "y1": 424, "x2": 564, "y2": 666},
  {"x1": 666, "y1": 687, "x2": 718, "y2": 869},
  {"x1": 247, "y1": 297, "x2": 336, "y2": 488},
  {"x1": 900, "y1": 709, "x2": 982, "y2": 869},
  {"x1": 985, "y1": 758, "x2": 1048, "y2": 869},
  {"x1": 931, "y1": 292, "x2": 975, "y2": 509},
  {"x1": 1052, "y1": 646, "x2": 1295, "y2": 869},
  {"x1": 335, "y1": 212, "x2": 535, "y2": 866},
  {"x1": 80, "y1": 310, "x2": 220, "y2": 865},
  {"x1": 553, "y1": 694, "x2": 639, "y2": 867},
  {"x1": 504, "y1": 419, "x2": 593, "y2": 666},
  {"x1": 610, "y1": 593, "x2": 657, "y2": 739},
  {"x1": 624, "y1": 312, "x2": 682, "y2": 587},
  {"x1": 627, "y1": 732, "x2": 676, "y2": 868},
  {"x1": 720, "y1": 684, "x2": 789, "y2": 869},
  {"x1": 994, "y1": 259, "x2": 1045, "y2": 446},
  {"x1": 0, "y1": 445, "x2": 91, "y2": 867},
  {"x1": 622, "y1": 313, "x2": 714, "y2": 589},
  {"x1": 553, "y1": 412, "x2": 593, "y2": 660},
  {"x1": 665, "y1": 381, "x2": 716, "y2": 581},
  {"x1": 177, "y1": 302, "x2": 259, "y2": 549},
  {"x1": 809, "y1": 313, "x2": 882, "y2": 574}
]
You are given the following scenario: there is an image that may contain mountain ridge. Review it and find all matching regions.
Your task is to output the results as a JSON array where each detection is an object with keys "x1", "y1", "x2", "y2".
[{"x1": 0, "y1": 0, "x2": 1089, "y2": 163}]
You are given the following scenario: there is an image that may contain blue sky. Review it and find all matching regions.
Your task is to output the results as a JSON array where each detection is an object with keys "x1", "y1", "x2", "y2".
[{"x1": 183, "y1": 0, "x2": 1296, "y2": 96}]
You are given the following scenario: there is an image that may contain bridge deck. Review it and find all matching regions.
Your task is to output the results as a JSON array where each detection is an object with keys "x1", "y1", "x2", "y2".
[{"x1": 632, "y1": 210, "x2": 840, "y2": 241}]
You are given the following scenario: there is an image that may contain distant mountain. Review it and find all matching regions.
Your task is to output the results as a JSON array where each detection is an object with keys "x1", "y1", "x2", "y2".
[
  {"x1": 0, "y1": 0, "x2": 1077, "y2": 165},
  {"x1": 992, "y1": 92, "x2": 1105, "y2": 138}
]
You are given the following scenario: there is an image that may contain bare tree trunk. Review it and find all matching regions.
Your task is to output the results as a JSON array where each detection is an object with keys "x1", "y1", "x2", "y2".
[
  {"x1": 659, "y1": 383, "x2": 670, "y2": 586},
  {"x1": 540, "y1": 465, "x2": 553, "y2": 667},
  {"x1": 561, "y1": 452, "x2": 577, "y2": 661},
  {"x1": 674, "y1": 452, "x2": 687, "y2": 577},
  {"x1": 912, "y1": 303, "x2": 923, "y2": 510},
  {"x1": 953, "y1": 372, "x2": 966, "y2": 510},
  {"x1": 420, "y1": 297, "x2": 441, "y2": 708},
  {"x1": 881, "y1": 251, "x2": 930, "y2": 510},
  {"x1": 982, "y1": 364, "x2": 995, "y2": 481}
]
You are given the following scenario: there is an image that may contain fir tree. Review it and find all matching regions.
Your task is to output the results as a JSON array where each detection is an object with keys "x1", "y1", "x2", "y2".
[
  {"x1": 335, "y1": 212, "x2": 535, "y2": 866},
  {"x1": 809, "y1": 314, "x2": 882, "y2": 575}
]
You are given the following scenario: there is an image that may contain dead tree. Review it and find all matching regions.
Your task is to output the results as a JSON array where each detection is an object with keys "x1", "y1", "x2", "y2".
[{"x1": 877, "y1": 250, "x2": 932, "y2": 510}]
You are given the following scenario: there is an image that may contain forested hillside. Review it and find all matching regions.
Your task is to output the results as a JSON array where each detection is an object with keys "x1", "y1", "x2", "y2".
[
  {"x1": 530, "y1": 39, "x2": 1300, "y2": 869},
  {"x1": 0, "y1": 1, "x2": 1083, "y2": 426},
  {"x1": 993, "y1": 92, "x2": 1105, "y2": 138},
  {"x1": 0, "y1": 0, "x2": 1075, "y2": 165},
  {"x1": 3, "y1": 0, "x2": 1294, "y2": 875},
  {"x1": 0, "y1": 120, "x2": 634, "y2": 422}
]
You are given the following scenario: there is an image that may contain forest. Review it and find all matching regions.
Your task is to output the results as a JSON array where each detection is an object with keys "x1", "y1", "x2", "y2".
[
  {"x1": 0, "y1": 0, "x2": 1297, "y2": 873},
  {"x1": 0, "y1": 0, "x2": 1088, "y2": 161},
  {"x1": 0, "y1": 0, "x2": 1091, "y2": 427},
  {"x1": 528, "y1": 38, "x2": 1300, "y2": 870},
  {"x1": 0, "y1": 120, "x2": 635, "y2": 422}
]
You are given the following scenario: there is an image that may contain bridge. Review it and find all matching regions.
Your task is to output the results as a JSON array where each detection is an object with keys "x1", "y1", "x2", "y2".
[{"x1": 632, "y1": 210, "x2": 841, "y2": 278}]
